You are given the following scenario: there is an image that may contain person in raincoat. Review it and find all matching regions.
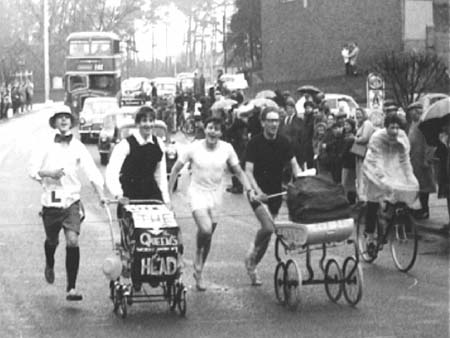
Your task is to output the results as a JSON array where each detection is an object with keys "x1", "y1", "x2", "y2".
[{"x1": 359, "y1": 114, "x2": 419, "y2": 245}]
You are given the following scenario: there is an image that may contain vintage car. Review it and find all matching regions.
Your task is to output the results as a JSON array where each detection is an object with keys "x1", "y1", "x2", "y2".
[
  {"x1": 79, "y1": 97, "x2": 119, "y2": 143},
  {"x1": 323, "y1": 93, "x2": 359, "y2": 119},
  {"x1": 153, "y1": 77, "x2": 177, "y2": 99},
  {"x1": 120, "y1": 77, "x2": 152, "y2": 106},
  {"x1": 97, "y1": 106, "x2": 137, "y2": 164},
  {"x1": 98, "y1": 118, "x2": 179, "y2": 189}
]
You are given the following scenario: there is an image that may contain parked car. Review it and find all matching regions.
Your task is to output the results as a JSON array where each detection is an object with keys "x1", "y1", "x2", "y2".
[
  {"x1": 153, "y1": 77, "x2": 177, "y2": 99},
  {"x1": 79, "y1": 97, "x2": 119, "y2": 143},
  {"x1": 323, "y1": 93, "x2": 359, "y2": 119},
  {"x1": 97, "y1": 106, "x2": 137, "y2": 165},
  {"x1": 120, "y1": 77, "x2": 152, "y2": 106},
  {"x1": 415, "y1": 93, "x2": 449, "y2": 111},
  {"x1": 176, "y1": 72, "x2": 195, "y2": 93}
]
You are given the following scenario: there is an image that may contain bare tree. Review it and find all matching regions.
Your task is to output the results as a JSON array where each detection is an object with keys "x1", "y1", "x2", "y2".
[{"x1": 374, "y1": 51, "x2": 448, "y2": 108}]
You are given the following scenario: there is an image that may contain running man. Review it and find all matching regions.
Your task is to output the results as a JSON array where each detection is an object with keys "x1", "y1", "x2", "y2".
[
  {"x1": 29, "y1": 106, "x2": 106, "y2": 301},
  {"x1": 168, "y1": 117, "x2": 254, "y2": 291},
  {"x1": 244, "y1": 106, "x2": 303, "y2": 285}
]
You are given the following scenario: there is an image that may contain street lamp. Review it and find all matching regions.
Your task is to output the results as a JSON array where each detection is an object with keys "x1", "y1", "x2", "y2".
[{"x1": 43, "y1": 0, "x2": 50, "y2": 102}]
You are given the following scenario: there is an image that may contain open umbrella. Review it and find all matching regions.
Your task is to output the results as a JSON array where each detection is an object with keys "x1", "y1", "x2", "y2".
[
  {"x1": 296, "y1": 85, "x2": 322, "y2": 96},
  {"x1": 255, "y1": 89, "x2": 276, "y2": 99},
  {"x1": 235, "y1": 102, "x2": 256, "y2": 118},
  {"x1": 418, "y1": 97, "x2": 450, "y2": 146},
  {"x1": 210, "y1": 98, "x2": 237, "y2": 111},
  {"x1": 249, "y1": 98, "x2": 279, "y2": 109}
]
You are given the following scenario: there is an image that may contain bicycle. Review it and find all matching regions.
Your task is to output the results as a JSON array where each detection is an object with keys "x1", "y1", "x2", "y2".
[{"x1": 355, "y1": 201, "x2": 418, "y2": 272}]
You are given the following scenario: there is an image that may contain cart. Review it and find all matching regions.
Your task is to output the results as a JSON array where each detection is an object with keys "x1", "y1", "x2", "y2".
[
  {"x1": 103, "y1": 199, "x2": 186, "y2": 318},
  {"x1": 271, "y1": 202, "x2": 363, "y2": 310}
]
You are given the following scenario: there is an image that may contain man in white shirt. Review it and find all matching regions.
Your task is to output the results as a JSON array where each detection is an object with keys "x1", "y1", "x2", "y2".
[
  {"x1": 105, "y1": 106, "x2": 170, "y2": 206},
  {"x1": 29, "y1": 106, "x2": 105, "y2": 301}
]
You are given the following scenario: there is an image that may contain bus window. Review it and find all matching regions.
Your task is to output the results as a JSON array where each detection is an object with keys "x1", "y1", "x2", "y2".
[
  {"x1": 69, "y1": 75, "x2": 88, "y2": 91},
  {"x1": 90, "y1": 74, "x2": 114, "y2": 91},
  {"x1": 69, "y1": 41, "x2": 90, "y2": 56},
  {"x1": 91, "y1": 40, "x2": 111, "y2": 55}
]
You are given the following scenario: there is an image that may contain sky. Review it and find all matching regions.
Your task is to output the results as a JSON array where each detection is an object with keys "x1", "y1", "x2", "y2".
[{"x1": 135, "y1": 4, "x2": 187, "y2": 62}]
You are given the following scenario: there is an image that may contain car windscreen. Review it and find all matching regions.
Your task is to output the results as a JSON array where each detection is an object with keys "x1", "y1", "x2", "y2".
[
  {"x1": 156, "y1": 83, "x2": 176, "y2": 92},
  {"x1": 325, "y1": 99, "x2": 338, "y2": 109},
  {"x1": 68, "y1": 75, "x2": 88, "y2": 92},
  {"x1": 122, "y1": 79, "x2": 142, "y2": 91}
]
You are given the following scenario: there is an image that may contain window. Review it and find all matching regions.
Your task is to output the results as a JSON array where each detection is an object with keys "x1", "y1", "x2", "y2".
[
  {"x1": 91, "y1": 40, "x2": 111, "y2": 55},
  {"x1": 69, "y1": 41, "x2": 90, "y2": 56},
  {"x1": 69, "y1": 75, "x2": 88, "y2": 91}
]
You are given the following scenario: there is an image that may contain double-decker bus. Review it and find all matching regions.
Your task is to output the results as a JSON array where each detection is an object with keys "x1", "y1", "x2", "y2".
[{"x1": 64, "y1": 31, "x2": 122, "y2": 116}]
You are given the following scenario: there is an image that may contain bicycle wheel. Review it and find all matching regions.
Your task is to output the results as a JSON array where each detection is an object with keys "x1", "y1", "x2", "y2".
[
  {"x1": 342, "y1": 256, "x2": 363, "y2": 306},
  {"x1": 283, "y1": 259, "x2": 301, "y2": 310},
  {"x1": 324, "y1": 259, "x2": 343, "y2": 303},
  {"x1": 274, "y1": 261, "x2": 286, "y2": 305},
  {"x1": 356, "y1": 205, "x2": 378, "y2": 263},
  {"x1": 390, "y1": 214, "x2": 418, "y2": 272}
]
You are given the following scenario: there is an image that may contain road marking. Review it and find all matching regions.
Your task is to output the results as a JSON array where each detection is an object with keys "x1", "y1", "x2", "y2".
[{"x1": 407, "y1": 278, "x2": 418, "y2": 289}]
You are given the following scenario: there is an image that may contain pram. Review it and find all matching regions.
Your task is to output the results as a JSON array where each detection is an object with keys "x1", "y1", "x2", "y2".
[
  {"x1": 103, "y1": 199, "x2": 186, "y2": 318},
  {"x1": 270, "y1": 173, "x2": 364, "y2": 310}
]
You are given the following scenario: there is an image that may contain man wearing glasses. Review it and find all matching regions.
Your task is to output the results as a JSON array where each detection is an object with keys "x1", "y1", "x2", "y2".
[{"x1": 244, "y1": 107, "x2": 303, "y2": 285}]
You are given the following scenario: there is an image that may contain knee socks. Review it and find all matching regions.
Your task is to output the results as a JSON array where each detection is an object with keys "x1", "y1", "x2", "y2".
[
  {"x1": 66, "y1": 247, "x2": 80, "y2": 292},
  {"x1": 44, "y1": 240, "x2": 57, "y2": 268}
]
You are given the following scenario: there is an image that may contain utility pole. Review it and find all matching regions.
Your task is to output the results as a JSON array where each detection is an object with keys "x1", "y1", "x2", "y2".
[
  {"x1": 222, "y1": 1, "x2": 227, "y2": 73},
  {"x1": 43, "y1": 0, "x2": 50, "y2": 102}
]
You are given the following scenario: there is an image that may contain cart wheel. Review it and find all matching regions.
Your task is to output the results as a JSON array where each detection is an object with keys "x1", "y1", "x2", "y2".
[
  {"x1": 324, "y1": 259, "x2": 343, "y2": 303},
  {"x1": 342, "y1": 256, "x2": 363, "y2": 306},
  {"x1": 119, "y1": 295, "x2": 128, "y2": 319},
  {"x1": 283, "y1": 259, "x2": 301, "y2": 310},
  {"x1": 356, "y1": 206, "x2": 378, "y2": 263},
  {"x1": 274, "y1": 261, "x2": 286, "y2": 305},
  {"x1": 177, "y1": 284, "x2": 187, "y2": 316},
  {"x1": 168, "y1": 283, "x2": 177, "y2": 311}
]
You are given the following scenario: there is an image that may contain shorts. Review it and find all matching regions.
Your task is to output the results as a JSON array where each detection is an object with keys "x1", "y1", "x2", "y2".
[
  {"x1": 42, "y1": 201, "x2": 84, "y2": 241},
  {"x1": 188, "y1": 185, "x2": 222, "y2": 212},
  {"x1": 248, "y1": 195, "x2": 282, "y2": 216}
]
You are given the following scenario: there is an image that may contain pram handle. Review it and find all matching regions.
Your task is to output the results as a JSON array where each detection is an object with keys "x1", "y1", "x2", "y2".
[
  {"x1": 266, "y1": 192, "x2": 287, "y2": 199},
  {"x1": 102, "y1": 198, "x2": 164, "y2": 205}
]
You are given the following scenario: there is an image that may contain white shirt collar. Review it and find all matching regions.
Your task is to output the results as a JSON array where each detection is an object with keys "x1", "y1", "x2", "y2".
[{"x1": 132, "y1": 129, "x2": 154, "y2": 145}]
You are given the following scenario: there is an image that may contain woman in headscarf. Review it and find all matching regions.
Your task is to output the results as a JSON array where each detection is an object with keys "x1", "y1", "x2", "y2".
[{"x1": 355, "y1": 108, "x2": 375, "y2": 201}]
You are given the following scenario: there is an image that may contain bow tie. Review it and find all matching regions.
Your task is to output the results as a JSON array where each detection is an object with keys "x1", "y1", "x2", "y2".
[{"x1": 54, "y1": 134, "x2": 73, "y2": 144}]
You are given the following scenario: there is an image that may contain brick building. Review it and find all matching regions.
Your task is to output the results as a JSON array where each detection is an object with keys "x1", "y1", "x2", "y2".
[{"x1": 261, "y1": 0, "x2": 449, "y2": 83}]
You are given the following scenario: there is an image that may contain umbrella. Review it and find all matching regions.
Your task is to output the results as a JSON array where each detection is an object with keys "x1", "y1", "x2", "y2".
[
  {"x1": 249, "y1": 98, "x2": 279, "y2": 109},
  {"x1": 296, "y1": 85, "x2": 322, "y2": 96},
  {"x1": 418, "y1": 97, "x2": 450, "y2": 146},
  {"x1": 235, "y1": 102, "x2": 256, "y2": 118},
  {"x1": 255, "y1": 89, "x2": 276, "y2": 99},
  {"x1": 210, "y1": 98, "x2": 237, "y2": 111}
]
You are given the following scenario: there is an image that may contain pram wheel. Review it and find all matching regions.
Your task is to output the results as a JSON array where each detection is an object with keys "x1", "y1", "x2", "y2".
[
  {"x1": 284, "y1": 259, "x2": 301, "y2": 310},
  {"x1": 342, "y1": 256, "x2": 363, "y2": 306},
  {"x1": 168, "y1": 283, "x2": 177, "y2": 311},
  {"x1": 324, "y1": 259, "x2": 343, "y2": 303},
  {"x1": 274, "y1": 262, "x2": 286, "y2": 305},
  {"x1": 176, "y1": 283, "x2": 187, "y2": 316},
  {"x1": 119, "y1": 295, "x2": 128, "y2": 318}
]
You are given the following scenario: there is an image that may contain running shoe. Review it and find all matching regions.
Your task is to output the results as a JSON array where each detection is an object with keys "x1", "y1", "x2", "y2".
[
  {"x1": 44, "y1": 264, "x2": 54, "y2": 284},
  {"x1": 244, "y1": 255, "x2": 262, "y2": 286},
  {"x1": 66, "y1": 289, "x2": 83, "y2": 301}
]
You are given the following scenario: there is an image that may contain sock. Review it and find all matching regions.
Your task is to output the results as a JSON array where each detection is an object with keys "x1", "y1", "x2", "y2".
[
  {"x1": 66, "y1": 247, "x2": 80, "y2": 292},
  {"x1": 44, "y1": 240, "x2": 57, "y2": 268}
]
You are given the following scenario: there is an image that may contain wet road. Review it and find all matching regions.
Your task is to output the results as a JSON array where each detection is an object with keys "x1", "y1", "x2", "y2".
[{"x1": 0, "y1": 108, "x2": 448, "y2": 338}]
